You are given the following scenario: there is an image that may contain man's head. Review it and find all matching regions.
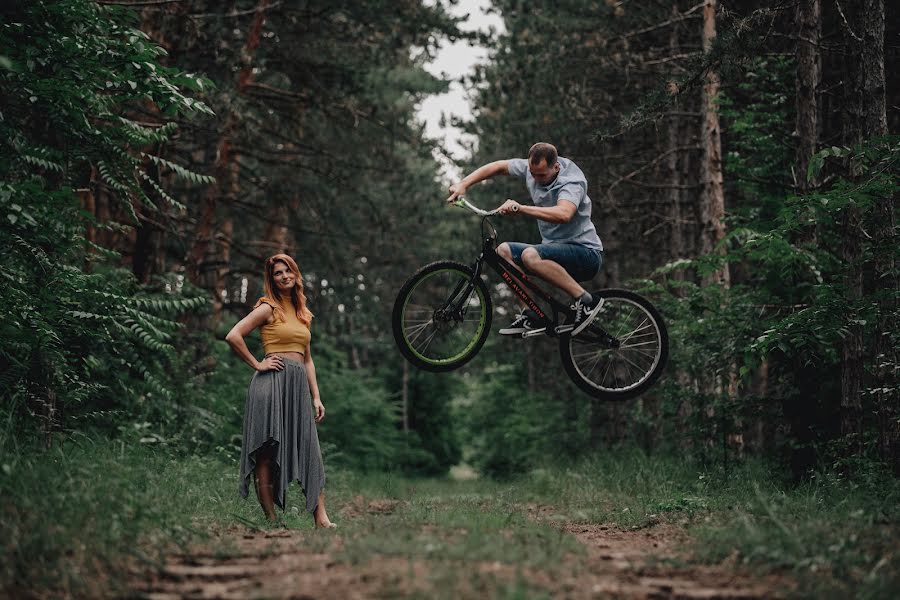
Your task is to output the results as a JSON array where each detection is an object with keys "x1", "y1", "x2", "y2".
[{"x1": 527, "y1": 142, "x2": 560, "y2": 186}]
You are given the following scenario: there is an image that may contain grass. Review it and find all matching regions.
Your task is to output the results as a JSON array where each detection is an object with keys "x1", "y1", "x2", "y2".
[
  {"x1": 689, "y1": 473, "x2": 900, "y2": 599},
  {"x1": 2, "y1": 438, "x2": 898, "y2": 598},
  {"x1": 0, "y1": 435, "x2": 250, "y2": 598}
]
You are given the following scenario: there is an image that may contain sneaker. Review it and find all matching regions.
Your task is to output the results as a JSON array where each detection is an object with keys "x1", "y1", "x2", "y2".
[
  {"x1": 570, "y1": 296, "x2": 604, "y2": 336},
  {"x1": 499, "y1": 310, "x2": 545, "y2": 336}
]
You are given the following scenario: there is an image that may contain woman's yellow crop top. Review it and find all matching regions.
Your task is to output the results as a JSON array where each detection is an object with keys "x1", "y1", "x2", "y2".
[{"x1": 255, "y1": 297, "x2": 311, "y2": 355}]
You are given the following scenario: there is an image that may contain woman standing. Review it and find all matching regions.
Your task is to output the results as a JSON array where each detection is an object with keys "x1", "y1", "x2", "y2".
[{"x1": 225, "y1": 253, "x2": 335, "y2": 528}]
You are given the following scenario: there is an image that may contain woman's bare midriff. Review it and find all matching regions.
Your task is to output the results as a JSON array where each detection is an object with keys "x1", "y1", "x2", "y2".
[{"x1": 270, "y1": 351, "x2": 305, "y2": 363}]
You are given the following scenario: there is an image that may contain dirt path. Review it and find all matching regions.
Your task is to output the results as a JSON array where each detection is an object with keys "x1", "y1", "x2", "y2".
[
  {"x1": 556, "y1": 522, "x2": 788, "y2": 598},
  {"x1": 139, "y1": 527, "x2": 416, "y2": 600},
  {"x1": 136, "y1": 501, "x2": 792, "y2": 599}
]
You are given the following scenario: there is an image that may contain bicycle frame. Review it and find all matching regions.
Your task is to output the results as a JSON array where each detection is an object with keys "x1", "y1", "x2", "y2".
[
  {"x1": 469, "y1": 230, "x2": 570, "y2": 335},
  {"x1": 445, "y1": 200, "x2": 618, "y2": 346}
]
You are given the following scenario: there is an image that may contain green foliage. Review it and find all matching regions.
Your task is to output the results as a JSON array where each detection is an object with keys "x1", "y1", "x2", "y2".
[
  {"x1": 312, "y1": 341, "x2": 410, "y2": 472},
  {"x1": 464, "y1": 360, "x2": 567, "y2": 479},
  {"x1": 649, "y1": 128, "x2": 899, "y2": 471},
  {"x1": 0, "y1": 0, "x2": 215, "y2": 438},
  {"x1": 0, "y1": 1, "x2": 213, "y2": 213},
  {"x1": 719, "y1": 56, "x2": 794, "y2": 226}
]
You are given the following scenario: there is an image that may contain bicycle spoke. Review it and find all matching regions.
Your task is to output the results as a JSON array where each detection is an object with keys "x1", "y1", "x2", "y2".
[
  {"x1": 620, "y1": 339, "x2": 660, "y2": 349},
  {"x1": 415, "y1": 327, "x2": 439, "y2": 353},
  {"x1": 612, "y1": 356, "x2": 620, "y2": 389},
  {"x1": 584, "y1": 351, "x2": 607, "y2": 380},
  {"x1": 600, "y1": 358, "x2": 614, "y2": 388},
  {"x1": 622, "y1": 349, "x2": 656, "y2": 369},
  {"x1": 404, "y1": 303, "x2": 434, "y2": 313},
  {"x1": 617, "y1": 352, "x2": 647, "y2": 381},
  {"x1": 405, "y1": 320, "x2": 433, "y2": 341},
  {"x1": 619, "y1": 318, "x2": 651, "y2": 344},
  {"x1": 612, "y1": 304, "x2": 638, "y2": 339},
  {"x1": 567, "y1": 294, "x2": 663, "y2": 394},
  {"x1": 398, "y1": 265, "x2": 488, "y2": 363}
]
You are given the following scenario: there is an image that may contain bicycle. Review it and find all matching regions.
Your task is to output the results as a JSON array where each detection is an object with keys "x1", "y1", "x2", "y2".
[{"x1": 391, "y1": 199, "x2": 668, "y2": 400}]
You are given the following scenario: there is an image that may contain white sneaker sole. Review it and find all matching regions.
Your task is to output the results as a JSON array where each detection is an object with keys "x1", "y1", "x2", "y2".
[{"x1": 571, "y1": 299, "x2": 604, "y2": 336}]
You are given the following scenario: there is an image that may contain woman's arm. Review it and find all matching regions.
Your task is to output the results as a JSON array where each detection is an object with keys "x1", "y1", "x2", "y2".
[
  {"x1": 304, "y1": 343, "x2": 325, "y2": 423},
  {"x1": 224, "y1": 304, "x2": 284, "y2": 372}
]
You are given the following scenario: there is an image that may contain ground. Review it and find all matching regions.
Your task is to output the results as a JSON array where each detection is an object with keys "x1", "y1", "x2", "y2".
[{"x1": 136, "y1": 496, "x2": 792, "y2": 599}]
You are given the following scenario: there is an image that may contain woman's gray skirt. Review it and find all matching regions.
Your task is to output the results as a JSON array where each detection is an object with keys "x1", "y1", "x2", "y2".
[{"x1": 238, "y1": 358, "x2": 325, "y2": 513}]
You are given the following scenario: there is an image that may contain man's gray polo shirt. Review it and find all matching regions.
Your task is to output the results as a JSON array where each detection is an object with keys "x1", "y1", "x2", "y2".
[{"x1": 508, "y1": 157, "x2": 603, "y2": 251}]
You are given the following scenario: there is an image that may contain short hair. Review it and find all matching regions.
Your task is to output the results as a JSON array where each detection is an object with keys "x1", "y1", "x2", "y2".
[{"x1": 527, "y1": 142, "x2": 558, "y2": 167}]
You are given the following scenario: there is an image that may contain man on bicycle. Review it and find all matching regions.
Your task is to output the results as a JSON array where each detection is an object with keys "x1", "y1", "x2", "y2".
[{"x1": 446, "y1": 142, "x2": 603, "y2": 336}]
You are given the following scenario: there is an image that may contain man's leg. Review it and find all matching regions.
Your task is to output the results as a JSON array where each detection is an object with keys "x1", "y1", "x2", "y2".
[
  {"x1": 520, "y1": 247, "x2": 585, "y2": 298},
  {"x1": 521, "y1": 245, "x2": 602, "y2": 334},
  {"x1": 498, "y1": 243, "x2": 528, "y2": 310},
  {"x1": 497, "y1": 242, "x2": 545, "y2": 335}
]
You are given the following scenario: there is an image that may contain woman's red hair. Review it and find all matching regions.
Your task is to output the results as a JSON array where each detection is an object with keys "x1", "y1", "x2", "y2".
[{"x1": 262, "y1": 254, "x2": 313, "y2": 326}]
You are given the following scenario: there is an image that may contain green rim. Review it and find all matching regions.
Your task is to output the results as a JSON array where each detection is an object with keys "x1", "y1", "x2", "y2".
[{"x1": 400, "y1": 269, "x2": 488, "y2": 365}]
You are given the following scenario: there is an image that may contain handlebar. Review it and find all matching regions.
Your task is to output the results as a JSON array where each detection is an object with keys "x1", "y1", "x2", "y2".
[{"x1": 452, "y1": 198, "x2": 518, "y2": 216}]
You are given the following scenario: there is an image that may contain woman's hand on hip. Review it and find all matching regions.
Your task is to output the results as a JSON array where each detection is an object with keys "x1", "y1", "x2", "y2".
[
  {"x1": 313, "y1": 398, "x2": 325, "y2": 423},
  {"x1": 256, "y1": 355, "x2": 284, "y2": 372}
]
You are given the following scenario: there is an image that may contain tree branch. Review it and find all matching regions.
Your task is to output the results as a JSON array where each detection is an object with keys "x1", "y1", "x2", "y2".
[
  {"x1": 606, "y1": 146, "x2": 701, "y2": 199},
  {"x1": 97, "y1": 0, "x2": 185, "y2": 6},
  {"x1": 189, "y1": 1, "x2": 283, "y2": 19},
  {"x1": 618, "y1": 3, "x2": 705, "y2": 40}
]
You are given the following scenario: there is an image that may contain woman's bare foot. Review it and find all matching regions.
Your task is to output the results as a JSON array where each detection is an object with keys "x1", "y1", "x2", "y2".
[{"x1": 314, "y1": 490, "x2": 336, "y2": 529}]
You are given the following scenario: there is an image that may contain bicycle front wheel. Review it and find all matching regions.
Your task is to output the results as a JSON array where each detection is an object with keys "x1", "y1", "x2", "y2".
[
  {"x1": 392, "y1": 261, "x2": 492, "y2": 372},
  {"x1": 559, "y1": 289, "x2": 668, "y2": 400}
]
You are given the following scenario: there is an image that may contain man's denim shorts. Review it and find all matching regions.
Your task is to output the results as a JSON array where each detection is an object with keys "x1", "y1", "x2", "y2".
[{"x1": 505, "y1": 242, "x2": 603, "y2": 282}]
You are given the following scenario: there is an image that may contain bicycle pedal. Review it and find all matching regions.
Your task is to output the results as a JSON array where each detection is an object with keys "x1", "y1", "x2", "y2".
[
  {"x1": 554, "y1": 324, "x2": 574, "y2": 334},
  {"x1": 522, "y1": 327, "x2": 547, "y2": 338}
]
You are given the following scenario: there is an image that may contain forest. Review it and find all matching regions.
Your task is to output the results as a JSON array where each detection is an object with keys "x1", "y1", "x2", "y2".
[{"x1": 1, "y1": 0, "x2": 897, "y2": 598}]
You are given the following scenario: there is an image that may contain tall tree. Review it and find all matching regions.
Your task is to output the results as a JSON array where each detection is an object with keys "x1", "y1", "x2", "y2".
[
  {"x1": 838, "y1": 0, "x2": 887, "y2": 454},
  {"x1": 795, "y1": 0, "x2": 821, "y2": 194},
  {"x1": 187, "y1": 0, "x2": 271, "y2": 326},
  {"x1": 699, "y1": 0, "x2": 729, "y2": 285}
]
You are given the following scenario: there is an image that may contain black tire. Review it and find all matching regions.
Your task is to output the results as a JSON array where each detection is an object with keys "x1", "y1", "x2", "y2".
[
  {"x1": 392, "y1": 261, "x2": 493, "y2": 372},
  {"x1": 559, "y1": 289, "x2": 668, "y2": 400}
]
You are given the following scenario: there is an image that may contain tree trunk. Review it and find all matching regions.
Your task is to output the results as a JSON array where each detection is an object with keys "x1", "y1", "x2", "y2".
[
  {"x1": 874, "y1": 185, "x2": 900, "y2": 476},
  {"x1": 875, "y1": 186, "x2": 898, "y2": 473},
  {"x1": 589, "y1": 398, "x2": 603, "y2": 450},
  {"x1": 845, "y1": 0, "x2": 895, "y2": 472},
  {"x1": 263, "y1": 204, "x2": 291, "y2": 255},
  {"x1": 839, "y1": 0, "x2": 887, "y2": 456},
  {"x1": 262, "y1": 196, "x2": 301, "y2": 255},
  {"x1": 697, "y1": 0, "x2": 736, "y2": 458},
  {"x1": 133, "y1": 210, "x2": 163, "y2": 284},
  {"x1": 526, "y1": 343, "x2": 536, "y2": 393},
  {"x1": 187, "y1": 0, "x2": 270, "y2": 325},
  {"x1": 795, "y1": 0, "x2": 821, "y2": 194},
  {"x1": 402, "y1": 360, "x2": 409, "y2": 434},
  {"x1": 699, "y1": 0, "x2": 729, "y2": 286},
  {"x1": 667, "y1": 4, "x2": 686, "y2": 268}
]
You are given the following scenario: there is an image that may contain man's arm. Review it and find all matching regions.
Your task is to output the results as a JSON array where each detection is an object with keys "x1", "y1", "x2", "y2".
[
  {"x1": 446, "y1": 160, "x2": 511, "y2": 203},
  {"x1": 498, "y1": 198, "x2": 577, "y2": 224}
]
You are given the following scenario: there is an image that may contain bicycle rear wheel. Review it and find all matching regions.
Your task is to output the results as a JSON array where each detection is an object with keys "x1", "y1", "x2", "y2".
[
  {"x1": 559, "y1": 289, "x2": 668, "y2": 400},
  {"x1": 392, "y1": 261, "x2": 492, "y2": 372}
]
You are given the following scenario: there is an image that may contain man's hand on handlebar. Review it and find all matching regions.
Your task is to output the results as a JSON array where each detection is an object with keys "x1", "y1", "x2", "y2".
[
  {"x1": 446, "y1": 182, "x2": 467, "y2": 203},
  {"x1": 497, "y1": 199, "x2": 521, "y2": 215}
]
